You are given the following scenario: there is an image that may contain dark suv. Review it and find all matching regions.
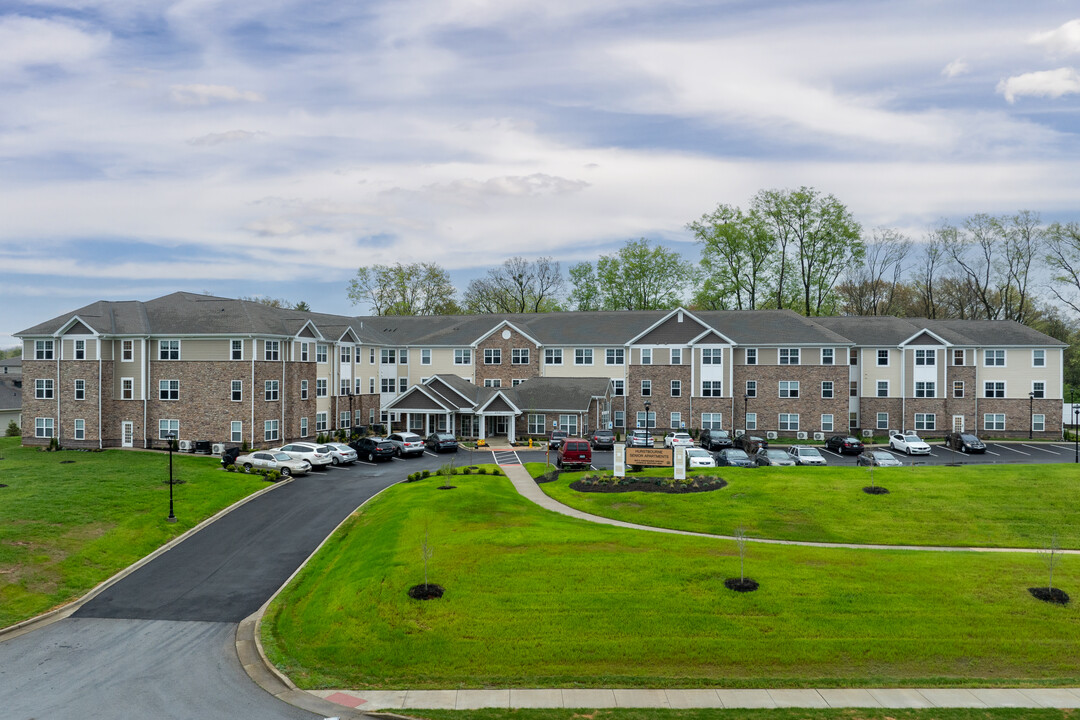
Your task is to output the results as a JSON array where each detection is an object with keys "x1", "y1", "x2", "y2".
[
  {"x1": 699, "y1": 429, "x2": 733, "y2": 450},
  {"x1": 548, "y1": 430, "x2": 568, "y2": 450},
  {"x1": 587, "y1": 429, "x2": 615, "y2": 449}
]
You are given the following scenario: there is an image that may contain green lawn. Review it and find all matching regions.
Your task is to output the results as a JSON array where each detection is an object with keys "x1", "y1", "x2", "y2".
[
  {"x1": 261, "y1": 471, "x2": 1080, "y2": 690},
  {"x1": 409, "y1": 710, "x2": 1076, "y2": 720},
  {"x1": 0, "y1": 437, "x2": 268, "y2": 628},
  {"x1": 530, "y1": 463, "x2": 1080, "y2": 549}
]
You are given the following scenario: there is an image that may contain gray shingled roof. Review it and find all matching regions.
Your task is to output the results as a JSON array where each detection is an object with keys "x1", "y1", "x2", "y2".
[
  {"x1": 0, "y1": 379, "x2": 21, "y2": 412},
  {"x1": 507, "y1": 376, "x2": 610, "y2": 412}
]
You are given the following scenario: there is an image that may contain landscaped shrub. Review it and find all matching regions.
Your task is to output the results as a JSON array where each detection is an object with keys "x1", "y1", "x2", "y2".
[
  {"x1": 225, "y1": 464, "x2": 237, "y2": 472},
  {"x1": 477, "y1": 468, "x2": 488, "y2": 475},
  {"x1": 5, "y1": 420, "x2": 18, "y2": 437},
  {"x1": 462, "y1": 468, "x2": 472, "y2": 475},
  {"x1": 267, "y1": 470, "x2": 281, "y2": 482},
  {"x1": 421, "y1": 470, "x2": 430, "y2": 478}
]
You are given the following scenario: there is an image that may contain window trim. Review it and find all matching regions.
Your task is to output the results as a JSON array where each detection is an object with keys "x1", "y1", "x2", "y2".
[
  {"x1": 641, "y1": 379, "x2": 652, "y2": 397},
  {"x1": 606, "y1": 348, "x2": 625, "y2": 365},
  {"x1": 779, "y1": 348, "x2": 800, "y2": 366},
  {"x1": 670, "y1": 379, "x2": 681, "y2": 398},
  {"x1": 264, "y1": 380, "x2": 279, "y2": 401},
  {"x1": 953, "y1": 380, "x2": 965, "y2": 398},
  {"x1": 545, "y1": 348, "x2": 562, "y2": 365},
  {"x1": 231, "y1": 339, "x2": 244, "y2": 361},
  {"x1": 778, "y1": 413, "x2": 799, "y2": 431},
  {"x1": 484, "y1": 348, "x2": 502, "y2": 365},
  {"x1": 821, "y1": 380, "x2": 833, "y2": 399},
  {"x1": 74, "y1": 379, "x2": 85, "y2": 400},
  {"x1": 158, "y1": 339, "x2": 180, "y2": 361},
  {"x1": 983, "y1": 381, "x2": 1006, "y2": 399},
  {"x1": 35, "y1": 379, "x2": 54, "y2": 400},
  {"x1": 778, "y1": 380, "x2": 799, "y2": 398},
  {"x1": 121, "y1": 377, "x2": 134, "y2": 400},
  {"x1": 121, "y1": 340, "x2": 134, "y2": 362},
  {"x1": 512, "y1": 348, "x2": 530, "y2": 365},
  {"x1": 820, "y1": 413, "x2": 834, "y2": 432},
  {"x1": 1031, "y1": 380, "x2": 1045, "y2": 399},
  {"x1": 35, "y1": 417, "x2": 55, "y2": 438},
  {"x1": 744, "y1": 347, "x2": 757, "y2": 365},
  {"x1": 745, "y1": 380, "x2": 757, "y2": 398},
  {"x1": 876, "y1": 380, "x2": 889, "y2": 398},
  {"x1": 984, "y1": 349, "x2": 1006, "y2": 367},
  {"x1": 876, "y1": 412, "x2": 889, "y2": 430},
  {"x1": 421, "y1": 348, "x2": 432, "y2": 365},
  {"x1": 1032, "y1": 349, "x2": 1046, "y2": 368},
  {"x1": 159, "y1": 379, "x2": 179, "y2": 401},
  {"x1": 983, "y1": 413, "x2": 1005, "y2": 431},
  {"x1": 820, "y1": 348, "x2": 834, "y2": 365},
  {"x1": 640, "y1": 348, "x2": 652, "y2": 365},
  {"x1": 876, "y1": 349, "x2": 889, "y2": 367}
]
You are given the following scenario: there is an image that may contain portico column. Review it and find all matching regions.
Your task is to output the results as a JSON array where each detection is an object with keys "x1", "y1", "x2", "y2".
[
  {"x1": 478, "y1": 413, "x2": 486, "y2": 440},
  {"x1": 424, "y1": 412, "x2": 430, "y2": 434},
  {"x1": 448, "y1": 412, "x2": 454, "y2": 435},
  {"x1": 509, "y1": 415, "x2": 516, "y2": 443}
]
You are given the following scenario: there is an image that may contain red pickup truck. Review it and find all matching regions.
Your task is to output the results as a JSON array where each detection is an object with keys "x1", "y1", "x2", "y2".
[{"x1": 556, "y1": 438, "x2": 592, "y2": 469}]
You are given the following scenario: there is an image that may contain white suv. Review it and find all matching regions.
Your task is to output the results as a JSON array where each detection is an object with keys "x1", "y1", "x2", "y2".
[
  {"x1": 664, "y1": 432, "x2": 694, "y2": 449},
  {"x1": 273, "y1": 442, "x2": 333, "y2": 468},
  {"x1": 387, "y1": 432, "x2": 425, "y2": 457}
]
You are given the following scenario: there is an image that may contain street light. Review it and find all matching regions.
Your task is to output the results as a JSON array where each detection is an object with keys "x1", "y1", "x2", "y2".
[
  {"x1": 743, "y1": 394, "x2": 750, "y2": 432},
  {"x1": 1029, "y1": 390, "x2": 1035, "y2": 440},
  {"x1": 643, "y1": 399, "x2": 651, "y2": 437},
  {"x1": 163, "y1": 430, "x2": 177, "y2": 523}
]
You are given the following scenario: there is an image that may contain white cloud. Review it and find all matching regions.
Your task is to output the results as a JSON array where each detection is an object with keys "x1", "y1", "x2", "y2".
[
  {"x1": 1031, "y1": 18, "x2": 1080, "y2": 57},
  {"x1": 0, "y1": 15, "x2": 109, "y2": 73},
  {"x1": 187, "y1": 130, "x2": 259, "y2": 146},
  {"x1": 170, "y1": 84, "x2": 264, "y2": 105},
  {"x1": 997, "y1": 67, "x2": 1080, "y2": 103},
  {"x1": 942, "y1": 58, "x2": 970, "y2": 78}
]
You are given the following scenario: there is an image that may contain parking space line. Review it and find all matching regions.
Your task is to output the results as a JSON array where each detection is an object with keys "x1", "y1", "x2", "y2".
[
  {"x1": 820, "y1": 448, "x2": 844, "y2": 458},
  {"x1": 424, "y1": 451, "x2": 439, "y2": 457},
  {"x1": 1023, "y1": 444, "x2": 1059, "y2": 454},
  {"x1": 984, "y1": 449, "x2": 1000, "y2": 456},
  {"x1": 994, "y1": 444, "x2": 1030, "y2": 455},
  {"x1": 939, "y1": 446, "x2": 962, "y2": 454},
  {"x1": 356, "y1": 460, "x2": 376, "y2": 466},
  {"x1": 1051, "y1": 444, "x2": 1074, "y2": 451}
]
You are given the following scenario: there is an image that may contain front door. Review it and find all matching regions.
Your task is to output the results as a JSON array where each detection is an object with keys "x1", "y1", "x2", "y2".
[
  {"x1": 122, "y1": 422, "x2": 133, "y2": 448},
  {"x1": 952, "y1": 415, "x2": 965, "y2": 433}
]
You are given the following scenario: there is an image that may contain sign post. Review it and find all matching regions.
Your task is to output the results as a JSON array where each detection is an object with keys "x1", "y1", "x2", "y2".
[
  {"x1": 613, "y1": 443, "x2": 626, "y2": 478},
  {"x1": 673, "y1": 444, "x2": 686, "y2": 480}
]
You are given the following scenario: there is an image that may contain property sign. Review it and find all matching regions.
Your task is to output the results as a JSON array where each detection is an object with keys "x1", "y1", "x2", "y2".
[
  {"x1": 673, "y1": 445, "x2": 686, "y2": 480},
  {"x1": 625, "y1": 447, "x2": 673, "y2": 467},
  {"x1": 613, "y1": 443, "x2": 626, "y2": 477}
]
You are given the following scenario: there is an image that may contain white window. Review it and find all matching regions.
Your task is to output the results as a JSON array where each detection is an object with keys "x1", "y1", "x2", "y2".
[
  {"x1": 35, "y1": 379, "x2": 53, "y2": 399},
  {"x1": 316, "y1": 379, "x2": 327, "y2": 397},
  {"x1": 701, "y1": 413, "x2": 723, "y2": 429},
  {"x1": 779, "y1": 381, "x2": 799, "y2": 398},
  {"x1": 528, "y1": 414, "x2": 546, "y2": 434},
  {"x1": 400, "y1": 349, "x2": 408, "y2": 364},
  {"x1": 455, "y1": 349, "x2": 471, "y2": 365},
  {"x1": 121, "y1": 378, "x2": 134, "y2": 400},
  {"x1": 984, "y1": 349, "x2": 1005, "y2": 367},
  {"x1": 122, "y1": 340, "x2": 133, "y2": 362},
  {"x1": 35, "y1": 417, "x2": 55, "y2": 438},
  {"x1": 876, "y1": 349, "x2": 889, "y2": 366},
  {"x1": 74, "y1": 340, "x2": 85, "y2": 360},
  {"x1": 606, "y1": 348, "x2": 624, "y2": 365},
  {"x1": 74, "y1": 419, "x2": 85, "y2": 440},
  {"x1": 315, "y1": 344, "x2": 327, "y2": 363},
  {"x1": 953, "y1": 381, "x2": 965, "y2": 398},
  {"x1": 340, "y1": 379, "x2": 350, "y2": 395},
  {"x1": 745, "y1": 348, "x2": 757, "y2": 365},
  {"x1": 670, "y1": 412, "x2": 682, "y2": 428},
  {"x1": 512, "y1": 348, "x2": 529, "y2": 365},
  {"x1": 745, "y1": 380, "x2": 756, "y2": 398},
  {"x1": 1033, "y1": 414, "x2": 1046, "y2": 432},
  {"x1": 380, "y1": 378, "x2": 394, "y2": 393},
  {"x1": 635, "y1": 411, "x2": 656, "y2": 428},
  {"x1": 355, "y1": 378, "x2": 362, "y2": 395},
  {"x1": 1032, "y1": 381, "x2": 1045, "y2": 399},
  {"x1": 399, "y1": 377, "x2": 407, "y2": 393},
  {"x1": 485, "y1": 348, "x2": 501, "y2": 365},
  {"x1": 820, "y1": 414, "x2": 834, "y2": 432},
  {"x1": 559, "y1": 414, "x2": 579, "y2": 434},
  {"x1": 484, "y1": 378, "x2": 502, "y2": 387},
  {"x1": 914, "y1": 349, "x2": 935, "y2": 366},
  {"x1": 74, "y1": 379, "x2": 85, "y2": 400},
  {"x1": 641, "y1": 348, "x2": 652, "y2": 365},
  {"x1": 953, "y1": 349, "x2": 965, "y2": 366},
  {"x1": 158, "y1": 418, "x2": 179, "y2": 439},
  {"x1": 300, "y1": 380, "x2": 308, "y2": 400},
  {"x1": 849, "y1": 348, "x2": 858, "y2": 365},
  {"x1": 340, "y1": 345, "x2": 352, "y2": 364},
  {"x1": 821, "y1": 381, "x2": 833, "y2": 399},
  {"x1": 915, "y1": 381, "x2": 935, "y2": 398},
  {"x1": 340, "y1": 411, "x2": 351, "y2": 428},
  {"x1": 984, "y1": 381, "x2": 1005, "y2": 398},
  {"x1": 984, "y1": 413, "x2": 1005, "y2": 431},
  {"x1": 1033, "y1": 349, "x2": 1046, "y2": 367},
  {"x1": 670, "y1": 348, "x2": 682, "y2": 365},
  {"x1": 370, "y1": 348, "x2": 376, "y2": 364},
  {"x1": 702, "y1": 380, "x2": 722, "y2": 397},
  {"x1": 613, "y1": 410, "x2": 625, "y2": 428},
  {"x1": 299, "y1": 418, "x2": 308, "y2": 438},
  {"x1": 641, "y1": 380, "x2": 652, "y2": 396},
  {"x1": 575, "y1": 348, "x2": 593, "y2": 365},
  {"x1": 158, "y1": 340, "x2": 180, "y2": 360},
  {"x1": 369, "y1": 378, "x2": 375, "y2": 394},
  {"x1": 611, "y1": 379, "x2": 624, "y2": 396},
  {"x1": 159, "y1": 379, "x2": 179, "y2": 401},
  {"x1": 915, "y1": 413, "x2": 935, "y2": 431},
  {"x1": 232, "y1": 340, "x2": 244, "y2": 360},
  {"x1": 670, "y1": 380, "x2": 681, "y2": 397},
  {"x1": 779, "y1": 348, "x2": 800, "y2": 365},
  {"x1": 300, "y1": 342, "x2": 309, "y2": 362},
  {"x1": 265, "y1": 380, "x2": 279, "y2": 401},
  {"x1": 876, "y1": 381, "x2": 889, "y2": 398},
  {"x1": 421, "y1": 349, "x2": 431, "y2": 365},
  {"x1": 821, "y1": 348, "x2": 834, "y2": 365},
  {"x1": 381, "y1": 348, "x2": 397, "y2": 364},
  {"x1": 316, "y1": 412, "x2": 328, "y2": 432},
  {"x1": 545, "y1": 348, "x2": 562, "y2": 365},
  {"x1": 231, "y1": 421, "x2": 243, "y2": 442},
  {"x1": 35, "y1": 340, "x2": 54, "y2": 360},
  {"x1": 875, "y1": 412, "x2": 889, "y2": 429},
  {"x1": 264, "y1": 420, "x2": 279, "y2": 442},
  {"x1": 701, "y1": 348, "x2": 722, "y2": 365},
  {"x1": 745, "y1": 412, "x2": 757, "y2": 431},
  {"x1": 779, "y1": 413, "x2": 799, "y2": 431},
  {"x1": 849, "y1": 412, "x2": 859, "y2": 429}
]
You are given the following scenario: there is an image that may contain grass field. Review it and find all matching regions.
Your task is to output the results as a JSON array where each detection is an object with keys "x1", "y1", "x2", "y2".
[
  {"x1": 531, "y1": 463, "x2": 1080, "y2": 549},
  {"x1": 261, "y1": 471, "x2": 1080, "y2": 690},
  {"x1": 407, "y1": 709, "x2": 1078, "y2": 720},
  {"x1": 0, "y1": 437, "x2": 268, "y2": 628}
]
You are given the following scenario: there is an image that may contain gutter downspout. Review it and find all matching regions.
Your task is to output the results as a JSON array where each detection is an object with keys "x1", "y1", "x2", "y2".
[
  {"x1": 900, "y1": 346, "x2": 906, "y2": 433},
  {"x1": 142, "y1": 337, "x2": 148, "y2": 449},
  {"x1": 250, "y1": 342, "x2": 255, "y2": 448},
  {"x1": 55, "y1": 338, "x2": 61, "y2": 445},
  {"x1": 281, "y1": 347, "x2": 286, "y2": 443},
  {"x1": 98, "y1": 340, "x2": 102, "y2": 449}
]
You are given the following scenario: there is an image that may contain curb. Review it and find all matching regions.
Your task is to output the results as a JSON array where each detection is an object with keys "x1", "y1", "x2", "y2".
[{"x1": 0, "y1": 474, "x2": 294, "y2": 643}]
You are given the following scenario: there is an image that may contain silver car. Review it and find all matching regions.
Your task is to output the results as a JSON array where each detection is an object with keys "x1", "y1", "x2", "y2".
[
  {"x1": 273, "y1": 442, "x2": 333, "y2": 468},
  {"x1": 325, "y1": 442, "x2": 358, "y2": 465},
  {"x1": 786, "y1": 446, "x2": 827, "y2": 466},
  {"x1": 755, "y1": 448, "x2": 796, "y2": 467},
  {"x1": 386, "y1": 432, "x2": 424, "y2": 457},
  {"x1": 234, "y1": 451, "x2": 311, "y2": 477}
]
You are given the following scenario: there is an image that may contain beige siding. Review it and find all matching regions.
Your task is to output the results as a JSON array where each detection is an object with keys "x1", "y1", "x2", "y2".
[
  {"x1": 979, "y1": 349, "x2": 1061, "y2": 398},
  {"x1": 862, "y1": 348, "x2": 902, "y2": 396},
  {"x1": 757, "y1": 348, "x2": 778, "y2": 366}
]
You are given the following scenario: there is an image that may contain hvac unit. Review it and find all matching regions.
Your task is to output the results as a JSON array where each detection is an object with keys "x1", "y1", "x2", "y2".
[
  {"x1": 862, "y1": 429, "x2": 873, "y2": 438},
  {"x1": 178, "y1": 440, "x2": 194, "y2": 452},
  {"x1": 813, "y1": 432, "x2": 825, "y2": 441},
  {"x1": 796, "y1": 431, "x2": 808, "y2": 440},
  {"x1": 212, "y1": 443, "x2": 226, "y2": 455},
  {"x1": 734, "y1": 428, "x2": 745, "y2": 437},
  {"x1": 766, "y1": 431, "x2": 778, "y2": 440}
]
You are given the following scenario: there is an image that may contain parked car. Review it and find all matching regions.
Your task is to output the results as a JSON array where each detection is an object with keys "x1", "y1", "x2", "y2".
[
  {"x1": 787, "y1": 446, "x2": 827, "y2": 466},
  {"x1": 857, "y1": 450, "x2": 904, "y2": 467},
  {"x1": 425, "y1": 432, "x2": 459, "y2": 453},
  {"x1": 587, "y1": 429, "x2": 616, "y2": 450},
  {"x1": 943, "y1": 432, "x2": 986, "y2": 453},
  {"x1": 556, "y1": 438, "x2": 592, "y2": 469},
  {"x1": 663, "y1": 431, "x2": 694, "y2": 449},
  {"x1": 548, "y1": 430, "x2": 569, "y2": 450},
  {"x1": 824, "y1": 435, "x2": 864, "y2": 455},
  {"x1": 324, "y1": 442, "x2": 358, "y2": 465},
  {"x1": 274, "y1": 442, "x2": 333, "y2": 468},
  {"x1": 220, "y1": 446, "x2": 241, "y2": 468},
  {"x1": 737, "y1": 434, "x2": 768, "y2": 454},
  {"x1": 628, "y1": 429, "x2": 654, "y2": 448},
  {"x1": 684, "y1": 447, "x2": 716, "y2": 468},
  {"x1": 755, "y1": 448, "x2": 797, "y2": 466},
  {"x1": 234, "y1": 450, "x2": 311, "y2": 477},
  {"x1": 699, "y1": 429, "x2": 733, "y2": 450},
  {"x1": 350, "y1": 436, "x2": 397, "y2": 462},
  {"x1": 387, "y1": 432, "x2": 425, "y2": 457},
  {"x1": 889, "y1": 432, "x2": 931, "y2": 455},
  {"x1": 715, "y1": 448, "x2": 756, "y2": 468}
]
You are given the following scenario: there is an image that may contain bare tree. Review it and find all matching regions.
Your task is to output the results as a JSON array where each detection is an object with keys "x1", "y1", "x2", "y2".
[
  {"x1": 1046, "y1": 221, "x2": 1080, "y2": 316},
  {"x1": 912, "y1": 231, "x2": 947, "y2": 319},
  {"x1": 734, "y1": 527, "x2": 747, "y2": 583},
  {"x1": 941, "y1": 214, "x2": 1006, "y2": 320},
  {"x1": 463, "y1": 256, "x2": 564, "y2": 313},
  {"x1": 838, "y1": 228, "x2": 912, "y2": 315},
  {"x1": 420, "y1": 522, "x2": 435, "y2": 591},
  {"x1": 1039, "y1": 533, "x2": 1063, "y2": 596},
  {"x1": 1000, "y1": 210, "x2": 1042, "y2": 323}
]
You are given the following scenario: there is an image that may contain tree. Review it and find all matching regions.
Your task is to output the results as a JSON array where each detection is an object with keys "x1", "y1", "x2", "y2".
[
  {"x1": 347, "y1": 262, "x2": 458, "y2": 316},
  {"x1": 293, "y1": 301, "x2": 311, "y2": 312},
  {"x1": 1000, "y1": 210, "x2": 1042, "y2": 323},
  {"x1": 567, "y1": 262, "x2": 601, "y2": 311},
  {"x1": 911, "y1": 231, "x2": 947, "y2": 319},
  {"x1": 1046, "y1": 221, "x2": 1080, "y2": 316},
  {"x1": 687, "y1": 204, "x2": 775, "y2": 310},
  {"x1": 462, "y1": 256, "x2": 564, "y2": 314},
  {"x1": 572, "y1": 238, "x2": 693, "y2": 311},
  {"x1": 836, "y1": 228, "x2": 912, "y2": 316}
]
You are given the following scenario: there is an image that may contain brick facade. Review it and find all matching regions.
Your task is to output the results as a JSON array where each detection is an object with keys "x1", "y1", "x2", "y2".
[
  {"x1": 475, "y1": 327, "x2": 539, "y2": 389},
  {"x1": 734, "y1": 364, "x2": 849, "y2": 438}
]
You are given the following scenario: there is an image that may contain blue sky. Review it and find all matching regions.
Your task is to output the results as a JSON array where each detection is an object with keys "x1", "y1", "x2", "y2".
[{"x1": 3, "y1": 1, "x2": 1080, "y2": 347}]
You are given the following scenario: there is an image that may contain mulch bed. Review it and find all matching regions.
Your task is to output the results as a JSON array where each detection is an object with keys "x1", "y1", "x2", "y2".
[
  {"x1": 534, "y1": 472, "x2": 560, "y2": 484},
  {"x1": 60, "y1": 460, "x2": 75, "y2": 464},
  {"x1": 570, "y1": 479, "x2": 727, "y2": 494},
  {"x1": 408, "y1": 583, "x2": 445, "y2": 600},
  {"x1": 725, "y1": 578, "x2": 759, "y2": 592},
  {"x1": 1029, "y1": 587, "x2": 1070, "y2": 605},
  {"x1": 863, "y1": 486, "x2": 890, "y2": 495},
  {"x1": 437, "y1": 485, "x2": 456, "y2": 490},
  {"x1": 0, "y1": 483, "x2": 7, "y2": 488}
]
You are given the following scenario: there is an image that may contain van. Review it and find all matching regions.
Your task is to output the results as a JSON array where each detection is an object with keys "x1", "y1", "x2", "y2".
[{"x1": 556, "y1": 438, "x2": 592, "y2": 469}]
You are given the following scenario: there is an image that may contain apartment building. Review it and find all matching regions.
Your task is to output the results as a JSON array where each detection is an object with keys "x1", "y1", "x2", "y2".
[{"x1": 16, "y1": 292, "x2": 1067, "y2": 449}]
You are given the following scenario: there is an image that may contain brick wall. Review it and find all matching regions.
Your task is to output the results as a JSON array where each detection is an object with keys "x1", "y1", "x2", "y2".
[
  {"x1": 627, "y1": 363, "x2": 691, "y2": 431},
  {"x1": 20, "y1": 359, "x2": 56, "y2": 446},
  {"x1": 733, "y1": 365, "x2": 849, "y2": 437},
  {"x1": 475, "y1": 329, "x2": 539, "y2": 388}
]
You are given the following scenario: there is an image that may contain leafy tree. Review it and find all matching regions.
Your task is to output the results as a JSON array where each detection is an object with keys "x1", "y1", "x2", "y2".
[
  {"x1": 347, "y1": 262, "x2": 458, "y2": 315},
  {"x1": 567, "y1": 262, "x2": 601, "y2": 311},
  {"x1": 687, "y1": 204, "x2": 775, "y2": 310},
  {"x1": 5, "y1": 420, "x2": 19, "y2": 437},
  {"x1": 293, "y1": 301, "x2": 311, "y2": 312},
  {"x1": 572, "y1": 238, "x2": 692, "y2": 311},
  {"x1": 462, "y1": 256, "x2": 564, "y2": 314}
]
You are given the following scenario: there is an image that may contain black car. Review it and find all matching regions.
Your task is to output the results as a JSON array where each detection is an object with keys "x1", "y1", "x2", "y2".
[
  {"x1": 349, "y1": 436, "x2": 397, "y2": 462},
  {"x1": 944, "y1": 432, "x2": 986, "y2": 453},
  {"x1": 425, "y1": 432, "x2": 459, "y2": 453},
  {"x1": 825, "y1": 435, "x2": 865, "y2": 455},
  {"x1": 715, "y1": 448, "x2": 756, "y2": 468},
  {"x1": 736, "y1": 434, "x2": 768, "y2": 454},
  {"x1": 587, "y1": 429, "x2": 615, "y2": 449},
  {"x1": 699, "y1": 429, "x2": 733, "y2": 450}
]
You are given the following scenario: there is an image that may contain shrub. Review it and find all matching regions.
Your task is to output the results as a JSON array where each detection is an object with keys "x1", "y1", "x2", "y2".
[
  {"x1": 478, "y1": 468, "x2": 488, "y2": 475},
  {"x1": 463, "y1": 468, "x2": 472, "y2": 475},
  {"x1": 267, "y1": 470, "x2": 281, "y2": 482},
  {"x1": 491, "y1": 468, "x2": 502, "y2": 476},
  {"x1": 225, "y1": 464, "x2": 236, "y2": 472},
  {"x1": 421, "y1": 470, "x2": 431, "y2": 478},
  {"x1": 5, "y1": 420, "x2": 19, "y2": 437}
]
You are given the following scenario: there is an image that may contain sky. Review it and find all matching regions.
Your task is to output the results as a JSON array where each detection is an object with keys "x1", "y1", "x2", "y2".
[{"x1": 3, "y1": 0, "x2": 1080, "y2": 348}]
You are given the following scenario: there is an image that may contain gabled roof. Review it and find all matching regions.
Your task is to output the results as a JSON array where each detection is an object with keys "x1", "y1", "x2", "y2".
[
  {"x1": 899, "y1": 328, "x2": 951, "y2": 347},
  {"x1": 0, "y1": 378, "x2": 21, "y2": 412},
  {"x1": 471, "y1": 319, "x2": 543, "y2": 348},
  {"x1": 477, "y1": 391, "x2": 520, "y2": 414},
  {"x1": 507, "y1": 376, "x2": 611, "y2": 413},
  {"x1": 384, "y1": 385, "x2": 455, "y2": 412}
]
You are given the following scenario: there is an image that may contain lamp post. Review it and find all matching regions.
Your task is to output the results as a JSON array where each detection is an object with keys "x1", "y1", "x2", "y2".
[
  {"x1": 743, "y1": 394, "x2": 749, "y2": 432},
  {"x1": 164, "y1": 430, "x2": 177, "y2": 523},
  {"x1": 643, "y1": 400, "x2": 651, "y2": 443},
  {"x1": 1029, "y1": 390, "x2": 1035, "y2": 440}
]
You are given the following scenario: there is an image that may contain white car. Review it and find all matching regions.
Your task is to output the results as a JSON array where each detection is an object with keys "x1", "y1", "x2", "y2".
[
  {"x1": 889, "y1": 432, "x2": 931, "y2": 455},
  {"x1": 786, "y1": 446, "x2": 827, "y2": 466},
  {"x1": 663, "y1": 432, "x2": 694, "y2": 449},
  {"x1": 273, "y1": 442, "x2": 333, "y2": 467},
  {"x1": 325, "y1": 442, "x2": 358, "y2": 465},
  {"x1": 684, "y1": 447, "x2": 716, "y2": 468},
  {"x1": 386, "y1": 432, "x2": 425, "y2": 457},
  {"x1": 234, "y1": 451, "x2": 311, "y2": 477}
]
